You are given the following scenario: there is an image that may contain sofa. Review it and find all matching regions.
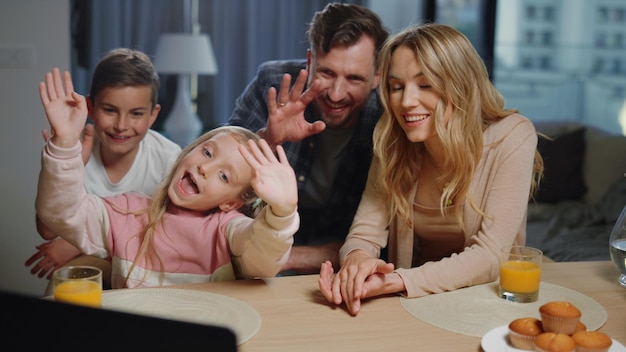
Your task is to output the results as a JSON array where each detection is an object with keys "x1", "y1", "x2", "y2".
[{"x1": 525, "y1": 121, "x2": 626, "y2": 262}]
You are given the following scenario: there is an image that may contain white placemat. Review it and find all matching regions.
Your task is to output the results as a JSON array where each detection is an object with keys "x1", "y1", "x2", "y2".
[
  {"x1": 102, "y1": 287, "x2": 261, "y2": 344},
  {"x1": 400, "y1": 281, "x2": 607, "y2": 337}
]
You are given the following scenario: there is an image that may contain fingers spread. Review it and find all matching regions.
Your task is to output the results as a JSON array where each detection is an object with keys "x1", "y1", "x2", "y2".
[
  {"x1": 290, "y1": 69, "x2": 308, "y2": 100},
  {"x1": 267, "y1": 86, "x2": 278, "y2": 112},
  {"x1": 52, "y1": 67, "x2": 65, "y2": 99},
  {"x1": 274, "y1": 145, "x2": 289, "y2": 164},
  {"x1": 257, "y1": 139, "x2": 277, "y2": 162},
  {"x1": 24, "y1": 251, "x2": 43, "y2": 266},
  {"x1": 247, "y1": 139, "x2": 268, "y2": 165},
  {"x1": 238, "y1": 143, "x2": 259, "y2": 169},
  {"x1": 278, "y1": 73, "x2": 292, "y2": 103},
  {"x1": 63, "y1": 70, "x2": 74, "y2": 96},
  {"x1": 39, "y1": 81, "x2": 50, "y2": 105},
  {"x1": 44, "y1": 70, "x2": 56, "y2": 101},
  {"x1": 300, "y1": 78, "x2": 322, "y2": 105}
]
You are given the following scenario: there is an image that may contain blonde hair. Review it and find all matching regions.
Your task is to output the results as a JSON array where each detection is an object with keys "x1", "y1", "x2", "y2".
[
  {"x1": 373, "y1": 23, "x2": 543, "y2": 229},
  {"x1": 113, "y1": 125, "x2": 261, "y2": 285}
]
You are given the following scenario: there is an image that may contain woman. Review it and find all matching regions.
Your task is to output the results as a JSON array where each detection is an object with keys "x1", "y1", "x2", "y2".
[{"x1": 318, "y1": 23, "x2": 543, "y2": 316}]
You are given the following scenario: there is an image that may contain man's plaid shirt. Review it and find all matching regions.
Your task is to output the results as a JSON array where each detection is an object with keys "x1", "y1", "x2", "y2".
[{"x1": 229, "y1": 60, "x2": 383, "y2": 245}]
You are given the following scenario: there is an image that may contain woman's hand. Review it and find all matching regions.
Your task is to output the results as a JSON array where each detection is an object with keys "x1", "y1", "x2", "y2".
[{"x1": 318, "y1": 250, "x2": 400, "y2": 316}]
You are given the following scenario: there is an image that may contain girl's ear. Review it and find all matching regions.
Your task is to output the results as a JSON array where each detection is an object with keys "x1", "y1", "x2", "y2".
[{"x1": 218, "y1": 199, "x2": 244, "y2": 212}]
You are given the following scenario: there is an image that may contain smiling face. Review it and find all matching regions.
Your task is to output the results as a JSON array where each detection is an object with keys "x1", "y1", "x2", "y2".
[
  {"x1": 387, "y1": 45, "x2": 451, "y2": 143},
  {"x1": 88, "y1": 85, "x2": 159, "y2": 162},
  {"x1": 307, "y1": 35, "x2": 380, "y2": 129},
  {"x1": 167, "y1": 132, "x2": 253, "y2": 212}
]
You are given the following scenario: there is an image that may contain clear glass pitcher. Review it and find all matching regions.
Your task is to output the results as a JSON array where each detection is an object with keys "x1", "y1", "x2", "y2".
[{"x1": 609, "y1": 203, "x2": 626, "y2": 287}]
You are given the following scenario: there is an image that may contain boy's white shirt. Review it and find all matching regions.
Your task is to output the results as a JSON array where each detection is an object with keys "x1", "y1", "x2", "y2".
[{"x1": 83, "y1": 129, "x2": 181, "y2": 197}]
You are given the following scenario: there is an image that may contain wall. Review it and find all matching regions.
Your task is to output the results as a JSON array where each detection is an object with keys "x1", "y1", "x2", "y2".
[{"x1": 0, "y1": 0, "x2": 70, "y2": 296}]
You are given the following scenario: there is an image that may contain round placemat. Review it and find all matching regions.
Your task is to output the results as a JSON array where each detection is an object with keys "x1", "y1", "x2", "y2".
[
  {"x1": 400, "y1": 281, "x2": 607, "y2": 337},
  {"x1": 103, "y1": 287, "x2": 261, "y2": 344}
]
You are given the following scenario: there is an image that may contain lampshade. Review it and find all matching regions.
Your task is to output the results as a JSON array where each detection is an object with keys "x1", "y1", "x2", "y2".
[
  {"x1": 154, "y1": 33, "x2": 218, "y2": 75},
  {"x1": 154, "y1": 33, "x2": 218, "y2": 147}
]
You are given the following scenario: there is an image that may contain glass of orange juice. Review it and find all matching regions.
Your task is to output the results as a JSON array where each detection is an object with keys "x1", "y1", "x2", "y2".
[
  {"x1": 53, "y1": 266, "x2": 102, "y2": 308},
  {"x1": 499, "y1": 245, "x2": 542, "y2": 303}
]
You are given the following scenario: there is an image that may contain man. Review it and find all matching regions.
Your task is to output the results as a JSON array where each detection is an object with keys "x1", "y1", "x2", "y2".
[{"x1": 229, "y1": 3, "x2": 389, "y2": 274}]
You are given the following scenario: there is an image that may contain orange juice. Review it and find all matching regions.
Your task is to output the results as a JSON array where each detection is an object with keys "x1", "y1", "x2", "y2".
[
  {"x1": 54, "y1": 280, "x2": 102, "y2": 308},
  {"x1": 499, "y1": 260, "x2": 541, "y2": 293}
]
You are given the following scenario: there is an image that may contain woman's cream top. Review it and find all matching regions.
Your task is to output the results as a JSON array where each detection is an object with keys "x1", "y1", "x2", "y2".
[{"x1": 340, "y1": 113, "x2": 537, "y2": 298}]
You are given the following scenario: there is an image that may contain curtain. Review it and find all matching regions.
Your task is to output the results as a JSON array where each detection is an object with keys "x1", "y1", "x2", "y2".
[
  {"x1": 197, "y1": 0, "x2": 338, "y2": 129},
  {"x1": 70, "y1": 0, "x2": 364, "y2": 132}
]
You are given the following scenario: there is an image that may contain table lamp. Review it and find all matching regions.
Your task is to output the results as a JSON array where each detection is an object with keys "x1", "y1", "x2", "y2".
[{"x1": 154, "y1": 33, "x2": 218, "y2": 147}]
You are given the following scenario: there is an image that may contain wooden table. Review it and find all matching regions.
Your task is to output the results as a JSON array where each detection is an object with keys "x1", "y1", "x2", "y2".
[{"x1": 172, "y1": 261, "x2": 626, "y2": 351}]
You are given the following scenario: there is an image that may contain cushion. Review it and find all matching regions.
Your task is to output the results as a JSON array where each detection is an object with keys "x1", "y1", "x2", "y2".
[
  {"x1": 583, "y1": 131, "x2": 626, "y2": 204},
  {"x1": 534, "y1": 121, "x2": 584, "y2": 138},
  {"x1": 534, "y1": 127, "x2": 587, "y2": 203}
]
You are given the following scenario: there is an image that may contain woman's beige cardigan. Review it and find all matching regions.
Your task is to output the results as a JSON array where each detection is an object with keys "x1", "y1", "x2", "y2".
[{"x1": 340, "y1": 114, "x2": 538, "y2": 298}]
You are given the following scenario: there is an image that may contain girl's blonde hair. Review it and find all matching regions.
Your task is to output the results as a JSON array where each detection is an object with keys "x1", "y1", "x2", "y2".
[
  {"x1": 116, "y1": 125, "x2": 261, "y2": 285},
  {"x1": 373, "y1": 23, "x2": 543, "y2": 229}
]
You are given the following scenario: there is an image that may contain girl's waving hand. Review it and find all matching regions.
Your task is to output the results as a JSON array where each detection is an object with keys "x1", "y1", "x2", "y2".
[{"x1": 239, "y1": 140, "x2": 297, "y2": 217}]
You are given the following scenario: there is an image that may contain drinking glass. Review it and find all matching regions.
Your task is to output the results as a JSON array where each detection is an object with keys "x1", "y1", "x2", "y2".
[
  {"x1": 499, "y1": 245, "x2": 542, "y2": 303},
  {"x1": 609, "y1": 204, "x2": 626, "y2": 287},
  {"x1": 53, "y1": 266, "x2": 103, "y2": 308}
]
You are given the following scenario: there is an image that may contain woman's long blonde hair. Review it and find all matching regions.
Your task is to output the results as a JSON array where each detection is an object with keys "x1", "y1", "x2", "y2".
[
  {"x1": 373, "y1": 23, "x2": 543, "y2": 229},
  {"x1": 114, "y1": 125, "x2": 261, "y2": 285}
]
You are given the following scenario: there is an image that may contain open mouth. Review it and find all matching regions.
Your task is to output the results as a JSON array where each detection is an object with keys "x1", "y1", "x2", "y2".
[{"x1": 178, "y1": 172, "x2": 199, "y2": 195}]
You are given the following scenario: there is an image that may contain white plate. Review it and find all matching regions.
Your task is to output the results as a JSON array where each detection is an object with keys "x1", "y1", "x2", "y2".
[
  {"x1": 102, "y1": 287, "x2": 261, "y2": 345},
  {"x1": 481, "y1": 325, "x2": 626, "y2": 352}
]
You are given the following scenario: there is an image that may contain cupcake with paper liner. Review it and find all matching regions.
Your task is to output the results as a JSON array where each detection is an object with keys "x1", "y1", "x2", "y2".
[
  {"x1": 571, "y1": 331, "x2": 612, "y2": 352},
  {"x1": 574, "y1": 321, "x2": 587, "y2": 333},
  {"x1": 508, "y1": 317, "x2": 544, "y2": 350},
  {"x1": 533, "y1": 332, "x2": 577, "y2": 352},
  {"x1": 539, "y1": 301, "x2": 582, "y2": 335}
]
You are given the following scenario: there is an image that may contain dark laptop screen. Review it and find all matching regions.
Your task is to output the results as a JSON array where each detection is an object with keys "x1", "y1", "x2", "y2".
[{"x1": 0, "y1": 290, "x2": 237, "y2": 351}]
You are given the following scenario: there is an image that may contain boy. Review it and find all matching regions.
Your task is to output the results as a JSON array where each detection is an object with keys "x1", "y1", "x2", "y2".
[{"x1": 26, "y1": 48, "x2": 181, "y2": 292}]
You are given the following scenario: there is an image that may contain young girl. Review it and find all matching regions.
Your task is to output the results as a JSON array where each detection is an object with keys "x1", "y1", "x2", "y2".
[
  {"x1": 36, "y1": 68, "x2": 299, "y2": 288},
  {"x1": 319, "y1": 23, "x2": 544, "y2": 315}
]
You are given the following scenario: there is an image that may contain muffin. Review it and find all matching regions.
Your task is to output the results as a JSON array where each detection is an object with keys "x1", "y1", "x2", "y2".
[
  {"x1": 509, "y1": 317, "x2": 544, "y2": 350},
  {"x1": 539, "y1": 301, "x2": 582, "y2": 335},
  {"x1": 533, "y1": 332, "x2": 577, "y2": 352},
  {"x1": 574, "y1": 321, "x2": 587, "y2": 333},
  {"x1": 571, "y1": 331, "x2": 613, "y2": 352}
]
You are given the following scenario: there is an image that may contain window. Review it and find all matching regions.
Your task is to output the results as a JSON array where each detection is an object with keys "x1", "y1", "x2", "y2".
[{"x1": 494, "y1": 0, "x2": 626, "y2": 134}]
